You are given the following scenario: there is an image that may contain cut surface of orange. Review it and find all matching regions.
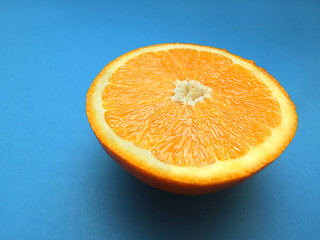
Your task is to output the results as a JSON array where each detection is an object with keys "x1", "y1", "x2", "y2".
[{"x1": 86, "y1": 43, "x2": 297, "y2": 195}]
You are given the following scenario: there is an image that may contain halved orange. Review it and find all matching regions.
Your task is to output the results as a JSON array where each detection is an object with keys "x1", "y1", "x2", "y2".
[{"x1": 86, "y1": 43, "x2": 297, "y2": 195}]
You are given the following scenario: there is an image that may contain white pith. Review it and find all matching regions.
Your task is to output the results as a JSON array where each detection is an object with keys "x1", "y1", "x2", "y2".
[{"x1": 170, "y1": 80, "x2": 211, "y2": 106}]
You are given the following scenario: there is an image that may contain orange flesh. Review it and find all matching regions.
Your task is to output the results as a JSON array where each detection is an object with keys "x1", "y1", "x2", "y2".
[{"x1": 102, "y1": 49, "x2": 282, "y2": 167}]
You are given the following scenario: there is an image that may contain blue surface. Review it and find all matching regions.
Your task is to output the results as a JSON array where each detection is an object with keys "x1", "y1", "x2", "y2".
[{"x1": 1, "y1": 0, "x2": 319, "y2": 239}]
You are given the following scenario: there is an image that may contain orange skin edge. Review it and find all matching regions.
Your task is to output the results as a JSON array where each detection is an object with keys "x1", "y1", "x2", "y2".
[
  {"x1": 86, "y1": 43, "x2": 298, "y2": 195},
  {"x1": 100, "y1": 139, "x2": 248, "y2": 195},
  {"x1": 97, "y1": 137, "x2": 291, "y2": 195}
]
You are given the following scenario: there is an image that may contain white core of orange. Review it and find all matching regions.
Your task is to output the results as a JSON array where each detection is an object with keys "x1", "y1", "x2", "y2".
[{"x1": 170, "y1": 80, "x2": 211, "y2": 106}]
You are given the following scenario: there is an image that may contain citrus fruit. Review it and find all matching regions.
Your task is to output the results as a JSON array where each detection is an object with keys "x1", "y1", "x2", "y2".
[{"x1": 86, "y1": 43, "x2": 297, "y2": 195}]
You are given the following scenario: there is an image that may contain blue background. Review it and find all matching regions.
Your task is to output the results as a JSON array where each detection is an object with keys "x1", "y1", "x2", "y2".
[{"x1": 1, "y1": 0, "x2": 319, "y2": 239}]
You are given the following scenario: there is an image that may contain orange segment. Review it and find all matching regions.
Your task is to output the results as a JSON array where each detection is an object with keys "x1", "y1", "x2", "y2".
[{"x1": 86, "y1": 43, "x2": 297, "y2": 195}]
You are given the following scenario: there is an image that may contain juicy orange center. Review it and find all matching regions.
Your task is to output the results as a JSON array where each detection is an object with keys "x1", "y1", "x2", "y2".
[{"x1": 102, "y1": 49, "x2": 282, "y2": 167}]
